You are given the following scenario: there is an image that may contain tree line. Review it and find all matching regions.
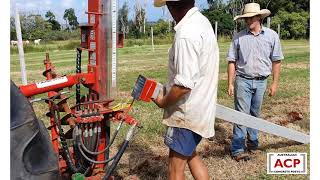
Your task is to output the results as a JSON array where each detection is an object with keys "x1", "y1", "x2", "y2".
[
  {"x1": 10, "y1": 0, "x2": 309, "y2": 42},
  {"x1": 119, "y1": 0, "x2": 309, "y2": 39},
  {"x1": 10, "y1": 8, "x2": 79, "y2": 41}
]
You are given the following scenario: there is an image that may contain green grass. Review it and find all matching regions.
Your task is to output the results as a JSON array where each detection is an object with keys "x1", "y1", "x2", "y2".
[
  {"x1": 10, "y1": 39, "x2": 310, "y2": 130},
  {"x1": 10, "y1": 40, "x2": 81, "y2": 54},
  {"x1": 10, "y1": 37, "x2": 174, "y2": 55},
  {"x1": 10, "y1": 39, "x2": 310, "y2": 179}
]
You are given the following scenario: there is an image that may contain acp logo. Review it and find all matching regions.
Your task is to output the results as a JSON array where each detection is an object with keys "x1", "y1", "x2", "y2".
[{"x1": 267, "y1": 153, "x2": 307, "y2": 174}]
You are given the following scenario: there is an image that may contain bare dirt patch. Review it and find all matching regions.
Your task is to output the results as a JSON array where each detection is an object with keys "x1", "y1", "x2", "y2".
[
  {"x1": 110, "y1": 125, "x2": 308, "y2": 180},
  {"x1": 110, "y1": 98, "x2": 309, "y2": 179},
  {"x1": 219, "y1": 72, "x2": 228, "y2": 81},
  {"x1": 108, "y1": 94, "x2": 309, "y2": 180},
  {"x1": 283, "y1": 62, "x2": 309, "y2": 70}
]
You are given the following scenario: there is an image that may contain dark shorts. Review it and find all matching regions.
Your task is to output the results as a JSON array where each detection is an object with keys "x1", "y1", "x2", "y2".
[{"x1": 164, "y1": 127, "x2": 202, "y2": 157}]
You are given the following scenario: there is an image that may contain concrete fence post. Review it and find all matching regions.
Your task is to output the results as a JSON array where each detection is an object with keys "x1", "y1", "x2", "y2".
[
  {"x1": 215, "y1": 21, "x2": 218, "y2": 39},
  {"x1": 15, "y1": 7, "x2": 27, "y2": 85},
  {"x1": 151, "y1": 27, "x2": 154, "y2": 52}
]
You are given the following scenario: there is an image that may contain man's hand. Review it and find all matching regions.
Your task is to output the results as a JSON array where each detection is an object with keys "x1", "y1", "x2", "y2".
[
  {"x1": 268, "y1": 83, "x2": 278, "y2": 97},
  {"x1": 152, "y1": 91, "x2": 164, "y2": 108},
  {"x1": 228, "y1": 84, "x2": 234, "y2": 96}
]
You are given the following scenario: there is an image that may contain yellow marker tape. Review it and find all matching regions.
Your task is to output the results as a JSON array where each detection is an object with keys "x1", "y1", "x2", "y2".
[{"x1": 111, "y1": 102, "x2": 131, "y2": 111}]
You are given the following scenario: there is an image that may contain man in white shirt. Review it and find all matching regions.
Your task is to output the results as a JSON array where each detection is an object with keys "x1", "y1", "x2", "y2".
[{"x1": 152, "y1": 0, "x2": 220, "y2": 179}]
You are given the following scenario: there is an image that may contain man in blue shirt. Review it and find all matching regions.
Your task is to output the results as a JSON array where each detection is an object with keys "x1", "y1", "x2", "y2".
[{"x1": 227, "y1": 3, "x2": 284, "y2": 161}]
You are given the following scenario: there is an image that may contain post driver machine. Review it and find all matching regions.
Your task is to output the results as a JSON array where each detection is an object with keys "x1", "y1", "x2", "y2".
[{"x1": 12, "y1": 0, "x2": 136, "y2": 179}]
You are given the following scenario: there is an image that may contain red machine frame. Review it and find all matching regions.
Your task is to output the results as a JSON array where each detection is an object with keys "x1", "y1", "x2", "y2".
[{"x1": 18, "y1": 0, "x2": 135, "y2": 179}]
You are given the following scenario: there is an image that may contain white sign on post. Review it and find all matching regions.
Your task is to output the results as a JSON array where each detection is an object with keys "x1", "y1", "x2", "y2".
[{"x1": 267, "y1": 153, "x2": 307, "y2": 174}]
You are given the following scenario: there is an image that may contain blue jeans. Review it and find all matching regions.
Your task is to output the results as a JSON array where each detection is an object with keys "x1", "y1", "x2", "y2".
[{"x1": 231, "y1": 76, "x2": 267, "y2": 156}]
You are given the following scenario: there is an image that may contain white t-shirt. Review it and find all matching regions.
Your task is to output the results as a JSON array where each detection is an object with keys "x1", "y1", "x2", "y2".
[{"x1": 162, "y1": 7, "x2": 220, "y2": 138}]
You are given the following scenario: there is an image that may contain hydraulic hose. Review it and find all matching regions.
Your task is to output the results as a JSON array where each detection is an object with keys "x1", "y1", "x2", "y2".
[
  {"x1": 49, "y1": 100, "x2": 82, "y2": 174},
  {"x1": 75, "y1": 126, "x2": 115, "y2": 164},
  {"x1": 78, "y1": 120, "x2": 124, "y2": 155},
  {"x1": 75, "y1": 48, "x2": 82, "y2": 111},
  {"x1": 103, "y1": 124, "x2": 137, "y2": 180}
]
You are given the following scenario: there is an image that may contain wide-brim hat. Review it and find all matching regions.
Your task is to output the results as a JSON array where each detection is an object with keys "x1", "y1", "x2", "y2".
[
  {"x1": 154, "y1": 0, "x2": 181, "y2": 7},
  {"x1": 234, "y1": 3, "x2": 271, "y2": 21}
]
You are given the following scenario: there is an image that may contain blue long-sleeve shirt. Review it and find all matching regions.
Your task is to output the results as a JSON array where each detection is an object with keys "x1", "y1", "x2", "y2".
[{"x1": 227, "y1": 27, "x2": 284, "y2": 78}]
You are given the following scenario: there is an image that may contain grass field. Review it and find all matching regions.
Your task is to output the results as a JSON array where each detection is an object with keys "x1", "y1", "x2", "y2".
[{"x1": 10, "y1": 39, "x2": 310, "y2": 179}]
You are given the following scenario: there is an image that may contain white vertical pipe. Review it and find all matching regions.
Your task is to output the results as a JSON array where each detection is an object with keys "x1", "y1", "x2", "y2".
[
  {"x1": 151, "y1": 27, "x2": 154, "y2": 52},
  {"x1": 267, "y1": 17, "x2": 271, "y2": 28},
  {"x1": 215, "y1": 21, "x2": 218, "y2": 39},
  {"x1": 15, "y1": 7, "x2": 27, "y2": 85},
  {"x1": 143, "y1": 0, "x2": 146, "y2": 34},
  {"x1": 278, "y1": 24, "x2": 281, "y2": 38}
]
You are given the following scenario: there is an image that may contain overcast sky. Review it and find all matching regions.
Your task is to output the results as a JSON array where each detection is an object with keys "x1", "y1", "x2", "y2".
[{"x1": 10, "y1": 0, "x2": 209, "y2": 24}]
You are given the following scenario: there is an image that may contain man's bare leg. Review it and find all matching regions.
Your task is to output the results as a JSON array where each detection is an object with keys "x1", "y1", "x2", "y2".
[
  {"x1": 168, "y1": 149, "x2": 188, "y2": 180},
  {"x1": 187, "y1": 152, "x2": 209, "y2": 180}
]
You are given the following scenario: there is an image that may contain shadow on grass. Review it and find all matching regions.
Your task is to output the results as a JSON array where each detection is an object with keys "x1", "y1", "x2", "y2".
[
  {"x1": 198, "y1": 122, "x2": 304, "y2": 160},
  {"x1": 260, "y1": 140, "x2": 303, "y2": 150},
  {"x1": 112, "y1": 140, "x2": 168, "y2": 180},
  {"x1": 199, "y1": 122, "x2": 233, "y2": 159}
]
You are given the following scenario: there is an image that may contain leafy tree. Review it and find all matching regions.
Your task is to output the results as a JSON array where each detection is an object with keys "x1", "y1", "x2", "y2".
[
  {"x1": 10, "y1": 15, "x2": 31, "y2": 40},
  {"x1": 28, "y1": 14, "x2": 52, "y2": 40},
  {"x1": 210, "y1": 0, "x2": 310, "y2": 36},
  {"x1": 134, "y1": 5, "x2": 145, "y2": 33},
  {"x1": 50, "y1": 20, "x2": 61, "y2": 31},
  {"x1": 202, "y1": 9, "x2": 234, "y2": 36},
  {"x1": 45, "y1": 11, "x2": 61, "y2": 30},
  {"x1": 63, "y1": 8, "x2": 79, "y2": 31},
  {"x1": 10, "y1": 11, "x2": 81, "y2": 41},
  {"x1": 127, "y1": 20, "x2": 136, "y2": 38},
  {"x1": 207, "y1": 0, "x2": 225, "y2": 10},
  {"x1": 45, "y1": 11, "x2": 55, "y2": 21},
  {"x1": 118, "y1": 2, "x2": 129, "y2": 38},
  {"x1": 259, "y1": 0, "x2": 309, "y2": 15},
  {"x1": 271, "y1": 10, "x2": 309, "y2": 39},
  {"x1": 10, "y1": 17, "x2": 16, "y2": 40},
  {"x1": 128, "y1": 4, "x2": 146, "y2": 38},
  {"x1": 10, "y1": 13, "x2": 51, "y2": 40},
  {"x1": 153, "y1": 19, "x2": 169, "y2": 37},
  {"x1": 227, "y1": 0, "x2": 309, "y2": 16}
]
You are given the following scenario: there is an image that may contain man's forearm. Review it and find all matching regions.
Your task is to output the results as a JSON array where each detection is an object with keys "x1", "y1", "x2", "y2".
[
  {"x1": 272, "y1": 61, "x2": 281, "y2": 85},
  {"x1": 156, "y1": 85, "x2": 190, "y2": 108},
  {"x1": 228, "y1": 62, "x2": 236, "y2": 86}
]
